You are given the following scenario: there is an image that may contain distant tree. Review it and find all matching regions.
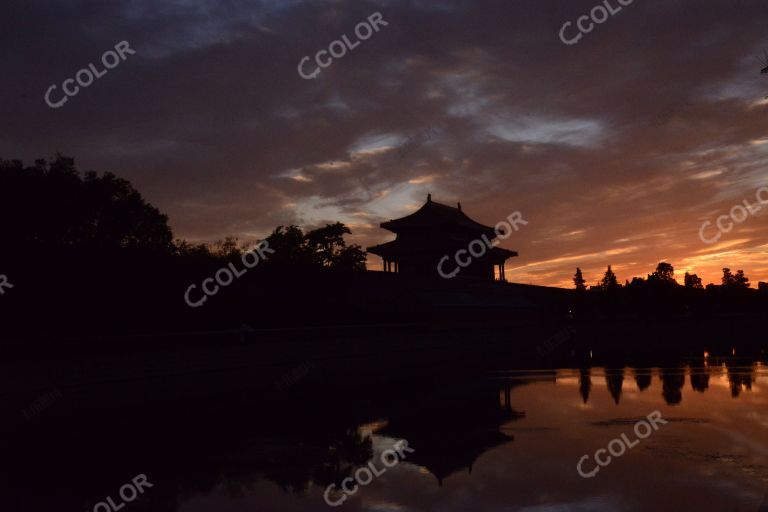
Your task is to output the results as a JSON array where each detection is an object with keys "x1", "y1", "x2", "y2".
[
  {"x1": 648, "y1": 262, "x2": 676, "y2": 286},
  {"x1": 332, "y1": 245, "x2": 367, "y2": 271},
  {"x1": 262, "y1": 223, "x2": 366, "y2": 271},
  {"x1": 573, "y1": 267, "x2": 586, "y2": 291},
  {"x1": 210, "y1": 236, "x2": 243, "y2": 259},
  {"x1": 626, "y1": 276, "x2": 646, "y2": 289},
  {"x1": 722, "y1": 268, "x2": 733, "y2": 286},
  {"x1": 264, "y1": 225, "x2": 311, "y2": 266},
  {"x1": 305, "y1": 222, "x2": 352, "y2": 267},
  {"x1": 0, "y1": 155, "x2": 173, "y2": 254},
  {"x1": 174, "y1": 239, "x2": 214, "y2": 259},
  {"x1": 722, "y1": 268, "x2": 749, "y2": 288},
  {"x1": 305, "y1": 222, "x2": 366, "y2": 270},
  {"x1": 733, "y1": 269, "x2": 750, "y2": 288},
  {"x1": 684, "y1": 272, "x2": 703, "y2": 289},
  {"x1": 600, "y1": 265, "x2": 620, "y2": 291}
]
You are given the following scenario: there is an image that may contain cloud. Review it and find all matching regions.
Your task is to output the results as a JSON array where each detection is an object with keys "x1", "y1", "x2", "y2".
[{"x1": 2, "y1": 0, "x2": 767, "y2": 285}]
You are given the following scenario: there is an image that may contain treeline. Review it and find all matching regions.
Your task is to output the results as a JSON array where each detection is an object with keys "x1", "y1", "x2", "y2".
[
  {"x1": 574, "y1": 263, "x2": 758, "y2": 292},
  {"x1": 0, "y1": 156, "x2": 370, "y2": 343},
  {"x1": 0, "y1": 155, "x2": 366, "y2": 270},
  {"x1": 570, "y1": 262, "x2": 767, "y2": 320}
]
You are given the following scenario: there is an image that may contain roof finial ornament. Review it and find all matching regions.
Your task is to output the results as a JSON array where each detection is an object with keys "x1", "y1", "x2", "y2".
[
  {"x1": 427, "y1": 193, "x2": 432, "y2": 202},
  {"x1": 457, "y1": 202, "x2": 462, "y2": 211}
]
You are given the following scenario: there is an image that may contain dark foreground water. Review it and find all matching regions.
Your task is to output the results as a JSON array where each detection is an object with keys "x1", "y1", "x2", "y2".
[{"x1": 2, "y1": 353, "x2": 767, "y2": 512}]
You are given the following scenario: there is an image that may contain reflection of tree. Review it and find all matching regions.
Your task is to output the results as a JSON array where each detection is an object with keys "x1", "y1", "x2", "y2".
[
  {"x1": 605, "y1": 368, "x2": 624, "y2": 404},
  {"x1": 633, "y1": 368, "x2": 652, "y2": 392},
  {"x1": 579, "y1": 368, "x2": 591, "y2": 404},
  {"x1": 726, "y1": 364, "x2": 754, "y2": 398},
  {"x1": 660, "y1": 369, "x2": 685, "y2": 405},
  {"x1": 689, "y1": 366, "x2": 710, "y2": 393}
]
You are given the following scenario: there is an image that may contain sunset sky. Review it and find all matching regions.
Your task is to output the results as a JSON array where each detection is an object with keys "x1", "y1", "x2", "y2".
[{"x1": 3, "y1": 0, "x2": 768, "y2": 287}]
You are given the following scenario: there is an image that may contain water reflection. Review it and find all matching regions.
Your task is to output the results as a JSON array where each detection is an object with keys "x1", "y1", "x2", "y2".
[
  {"x1": 605, "y1": 367, "x2": 624, "y2": 404},
  {"x1": 1, "y1": 355, "x2": 766, "y2": 511},
  {"x1": 660, "y1": 367, "x2": 685, "y2": 405},
  {"x1": 378, "y1": 380, "x2": 524, "y2": 486},
  {"x1": 579, "y1": 367, "x2": 592, "y2": 404},
  {"x1": 634, "y1": 367, "x2": 652, "y2": 392},
  {"x1": 690, "y1": 366, "x2": 709, "y2": 393}
]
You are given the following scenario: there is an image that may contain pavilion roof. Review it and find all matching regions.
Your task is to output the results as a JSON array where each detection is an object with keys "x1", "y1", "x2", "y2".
[
  {"x1": 381, "y1": 196, "x2": 496, "y2": 234},
  {"x1": 367, "y1": 238, "x2": 517, "y2": 261}
]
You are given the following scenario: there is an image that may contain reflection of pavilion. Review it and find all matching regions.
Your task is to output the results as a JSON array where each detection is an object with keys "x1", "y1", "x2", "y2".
[{"x1": 378, "y1": 380, "x2": 525, "y2": 486}]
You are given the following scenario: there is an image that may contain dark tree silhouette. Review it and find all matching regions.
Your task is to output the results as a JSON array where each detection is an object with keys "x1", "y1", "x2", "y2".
[
  {"x1": 573, "y1": 267, "x2": 586, "y2": 291},
  {"x1": 722, "y1": 268, "x2": 733, "y2": 286},
  {"x1": 684, "y1": 272, "x2": 703, "y2": 289},
  {"x1": 648, "y1": 262, "x2": 676, "y2": 287},
  {"x1": 0, "y1": 155, "x2": 173, "y2": 253},
  {"x1": 306, "y1": 222, "x2": 366, "y2": 270},
  {"x1": 263, "y1": 225, "x2": 313, "y2": 266},
  {"x1": 722, "y1": 268, "x2": 750, "y2": 288},
  {"x1": 739, "y1": 271, "x2": 750, "y2": 288},
  {"x1": 262, "y1": 223, "x2": 366, "y2": 271},
  {"x1": 600, "y1": 265, "x2": 619, "y2": 291}
]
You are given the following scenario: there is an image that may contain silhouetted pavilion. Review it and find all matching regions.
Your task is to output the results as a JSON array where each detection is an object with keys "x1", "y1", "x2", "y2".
[{"x1": 367, "y1": 195, "x2": 517, "y2": 280}]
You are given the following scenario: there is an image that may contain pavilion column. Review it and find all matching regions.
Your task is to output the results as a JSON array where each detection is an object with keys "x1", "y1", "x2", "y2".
[{"x1": 383, "y1": 259, "x2": 387, "y2": 272}]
